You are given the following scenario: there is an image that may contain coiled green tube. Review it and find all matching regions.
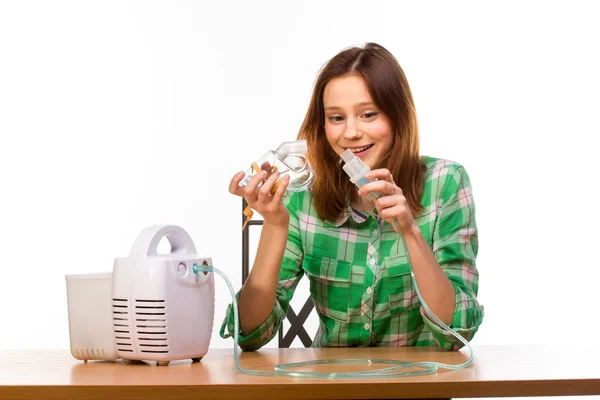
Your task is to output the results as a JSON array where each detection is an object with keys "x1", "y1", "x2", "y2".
[{"x1": 193, "y1": 237, "x2": 473, "y2": 378}]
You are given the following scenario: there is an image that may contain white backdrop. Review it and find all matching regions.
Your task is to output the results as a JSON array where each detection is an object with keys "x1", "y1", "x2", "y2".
[{"x1": 1, "y1": 0, "x2": 599, "y2": 380}]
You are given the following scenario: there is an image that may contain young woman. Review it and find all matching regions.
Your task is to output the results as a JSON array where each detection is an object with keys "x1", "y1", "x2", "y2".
[{"x1": 221, "y1": 43, "x2": 483, "y2": 350}]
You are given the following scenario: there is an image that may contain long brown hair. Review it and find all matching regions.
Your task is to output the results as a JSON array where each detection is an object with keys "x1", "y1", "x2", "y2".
[{"x1": 297, "y1": 43, "x2": 426, "y2": 222}]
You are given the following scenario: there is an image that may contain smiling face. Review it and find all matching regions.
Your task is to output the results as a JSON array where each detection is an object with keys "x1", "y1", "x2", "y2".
[{"x1": 323, "y1": 74, "x2": 394, "y2": 170}]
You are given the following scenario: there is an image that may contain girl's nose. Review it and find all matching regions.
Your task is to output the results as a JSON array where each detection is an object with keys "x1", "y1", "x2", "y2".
[{"x1": 343, "y1": 120, "x2": 362, "y2": 140}]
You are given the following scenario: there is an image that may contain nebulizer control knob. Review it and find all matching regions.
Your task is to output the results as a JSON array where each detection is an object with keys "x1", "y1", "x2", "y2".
[{"x1": 177, "y1": 262, "x2": 187, "y2": 277}]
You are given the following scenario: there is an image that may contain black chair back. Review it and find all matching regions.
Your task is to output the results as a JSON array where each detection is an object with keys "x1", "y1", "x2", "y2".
[{"x1": 241, "y1": 199, "x2": 314, "y2": 347}]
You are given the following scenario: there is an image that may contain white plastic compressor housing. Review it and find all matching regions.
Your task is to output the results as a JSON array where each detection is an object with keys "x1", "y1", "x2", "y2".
[{"x1": 112, "y1": 225, "x2": 215, "y2": 366}]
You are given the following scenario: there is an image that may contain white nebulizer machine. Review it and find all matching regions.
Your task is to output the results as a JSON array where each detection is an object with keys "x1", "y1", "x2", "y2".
[
  {"x1": 111, "y1": 225, "x2": 214, "y2": 366},
  {"x1": 65, "y1": 140, "x2": 474, "y2": 378},
  {"x1": 66, "y1": 225, "x2": 214, "y2": 366}
]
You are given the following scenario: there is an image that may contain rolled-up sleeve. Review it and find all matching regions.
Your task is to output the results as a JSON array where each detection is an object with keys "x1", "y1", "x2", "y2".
[
  {"x1": 219, "y1": 194, "x2": 305, "y2": 351},
  {"x1": 422, "y1": 166, "x2": 484, "y2": 350}
]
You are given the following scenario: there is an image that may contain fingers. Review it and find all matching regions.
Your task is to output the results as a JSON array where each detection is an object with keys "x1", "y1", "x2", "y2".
[
  {"x1": 358, "y1": 180, "x2": 401, "y2": 197},
  {"x1": 386, "y1": 181, "x2": 397, "y2": 196},
  {"x1": 243, "y1": 170, "x2": 268, "y2": 201},
  {"x1": 361, "y1": 168, "x2": 397, "y2": 196},
  {"x1": 260, "y1": 161, "x2": 272, "y2": 172},
  {"x1": 271, "y1": 174, "x2": 290, "y2": 204},
  {"x1": 378, "y1": 204, "x2": 409, "y2": 229},
  {"x1": 258, "y1": 170, "x2": 280, "y2": 202},
  {"x1": 366, "y1": 168, "x2": 395, "y2": 184},
  {"x1": 229, "y1": 171, "x2": 247, "y2": 197},
  {"x1": 375, "y1": 194, "x2": 406, "y2": 211}
]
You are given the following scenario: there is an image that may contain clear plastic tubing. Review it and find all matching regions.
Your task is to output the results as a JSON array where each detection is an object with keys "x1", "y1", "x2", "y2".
[{"x1": 193, "y1": 256, "x2": 474, "y2": 378}]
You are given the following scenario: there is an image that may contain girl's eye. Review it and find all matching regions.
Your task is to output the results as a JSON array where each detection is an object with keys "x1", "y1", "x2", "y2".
[
  {"x1": 328, "y1": 115, "x2": 344, "y2": 122},
  {"x1": 363, "y1": 111, "x2": 378, "y2": 119}
]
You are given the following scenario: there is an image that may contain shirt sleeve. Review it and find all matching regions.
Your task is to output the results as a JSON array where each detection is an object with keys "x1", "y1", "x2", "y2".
[
  {"x1": 219, "y1": 193, "x2": 305, "y2": 351},
  {"x1": 421, "y1": 166, "x2": 484, "y2": 350}
]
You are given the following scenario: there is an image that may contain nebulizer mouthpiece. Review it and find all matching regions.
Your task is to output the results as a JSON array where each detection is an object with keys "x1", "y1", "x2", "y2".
[
  {"x1": 340, "y1": 149, "x2": 370, "y2": 182},
  {"x1": 340, "y1": 149, "x2": 382, "y2": 201},
  {"x1": 239, "y1": 140, "x2": 315, "y2": 230}
]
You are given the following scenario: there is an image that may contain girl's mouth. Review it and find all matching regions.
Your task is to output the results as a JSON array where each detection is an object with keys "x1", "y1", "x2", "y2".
[{"x1": 349, "y1": 144, "x2": 374, "y2": 157}]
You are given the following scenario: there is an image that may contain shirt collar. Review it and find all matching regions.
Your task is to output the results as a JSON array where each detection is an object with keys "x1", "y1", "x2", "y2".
[{"x1": 331, "y1": 197, "x2": 373, "y2": 227}]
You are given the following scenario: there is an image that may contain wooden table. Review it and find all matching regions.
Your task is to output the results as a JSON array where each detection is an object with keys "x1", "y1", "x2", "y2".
[{"x1": 1, "y1": 345, "x2": 599, "y2": 399}]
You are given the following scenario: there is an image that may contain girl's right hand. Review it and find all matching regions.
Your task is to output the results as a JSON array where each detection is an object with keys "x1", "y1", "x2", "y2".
[{"x1": 229, "y1": 169, "x2": 291, "y2": 227}]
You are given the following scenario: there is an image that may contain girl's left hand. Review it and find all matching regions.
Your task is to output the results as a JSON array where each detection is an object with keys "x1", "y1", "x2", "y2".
[{"x1": 358, "y1": 168, "x2": 417, "y2": 234}]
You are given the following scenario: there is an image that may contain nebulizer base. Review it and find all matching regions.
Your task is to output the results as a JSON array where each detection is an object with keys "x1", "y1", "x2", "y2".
[{"x1": 239, "y1": 140, "x2": 316, "y2": 230}]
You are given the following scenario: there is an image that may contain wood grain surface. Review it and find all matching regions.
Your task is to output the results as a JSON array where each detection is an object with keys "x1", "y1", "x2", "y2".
[{"x1": 1, "y1": 345, "x2": 599, "y2": 399}]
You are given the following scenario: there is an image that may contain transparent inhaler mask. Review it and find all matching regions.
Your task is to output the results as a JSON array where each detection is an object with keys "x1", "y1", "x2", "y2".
[{"x1": 239, "y1": 140, "x2": 315, "y2": 192}]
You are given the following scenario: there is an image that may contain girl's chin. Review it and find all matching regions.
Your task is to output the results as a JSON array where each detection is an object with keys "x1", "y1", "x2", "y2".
[{"x1": 364, "y1": 155, "x2": 382, "y2": 170}]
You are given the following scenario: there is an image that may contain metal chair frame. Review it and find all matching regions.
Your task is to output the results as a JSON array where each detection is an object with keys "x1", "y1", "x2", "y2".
[{"x1": 241, "y1": 199, "x2": 313, "y2": 347}]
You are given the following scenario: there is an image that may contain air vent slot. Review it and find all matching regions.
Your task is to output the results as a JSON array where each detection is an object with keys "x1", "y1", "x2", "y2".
[
  {"x1": 112, "y1": 298, "x2": 133, "y2": 352},
  {"x1": 135, "y1": 299, "x2": 169, "y2": 354},
  {"x1": 74, "y1": 348, "x2": 110, "y2": 359}
]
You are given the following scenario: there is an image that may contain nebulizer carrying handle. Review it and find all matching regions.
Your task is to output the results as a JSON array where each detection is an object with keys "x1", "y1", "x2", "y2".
[
  {"x1": 127, "y1": 225, "x2": 198, "y2": 263},
  {"x1": 239, "y1": 140, "x2": 315, "y2": 231}
]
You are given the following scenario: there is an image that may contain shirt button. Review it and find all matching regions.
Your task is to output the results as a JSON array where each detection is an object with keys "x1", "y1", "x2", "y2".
[
  {"x1": 369, "y1": 259, "x2": 376, "y2": 265},
  {"x1": 364, "y1": 323, "x2": 370, "y2": 330},
  {"x1": 366, "y1": 287, "x2": 373, "y2": 295},
  {"x1": 372, "y1": 229, "x2": 379, "y2": 236}
]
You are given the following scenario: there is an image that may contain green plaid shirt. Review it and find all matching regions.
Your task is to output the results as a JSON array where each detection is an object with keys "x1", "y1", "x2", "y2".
[{"x1": 220, "y1": 156, "x2": 483, "y2": 351}]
